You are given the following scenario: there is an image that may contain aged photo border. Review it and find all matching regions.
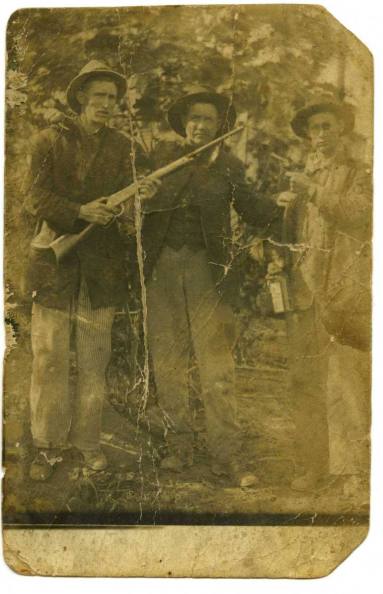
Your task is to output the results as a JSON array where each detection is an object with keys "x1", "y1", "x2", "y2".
[{"x1": 1, "y1": 0, "x2": 382, "y2": 586}]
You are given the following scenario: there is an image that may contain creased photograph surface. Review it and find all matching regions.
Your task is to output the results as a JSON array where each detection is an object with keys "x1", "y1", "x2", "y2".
[{"x1": 3, "y1": 3, "x2": 373, "y2": 577}]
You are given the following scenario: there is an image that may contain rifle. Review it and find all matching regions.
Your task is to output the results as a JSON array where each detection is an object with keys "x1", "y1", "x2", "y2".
[{"x1": 31, "y1": 125, "x2": 244, "y2": 263}]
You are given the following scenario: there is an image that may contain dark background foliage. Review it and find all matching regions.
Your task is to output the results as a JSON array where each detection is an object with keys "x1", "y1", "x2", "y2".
[
  {"x1": 3, "y1": 5, "x2": 373, "y2": 520},
  {"x1": 5, "y1": 7, "x2": 368, "y2": 238},
  {"x1": 5, "y1": 5, "x2": 371, "y2": 400}
]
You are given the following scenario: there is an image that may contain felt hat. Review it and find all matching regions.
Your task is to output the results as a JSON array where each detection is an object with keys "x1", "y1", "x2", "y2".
[
  {"x1": 66, "y1": 60, "x2": 127, "y2": 114},
  {"x1": 167, "y1": 86, "x2": 236, "y2": 137},
  {"x1": 291, "y1": 99, "x2": 355, "y2": 138}
]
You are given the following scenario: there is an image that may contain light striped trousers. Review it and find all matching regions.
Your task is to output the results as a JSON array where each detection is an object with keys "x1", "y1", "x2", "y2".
[{"x1": 30, "y1": 279, "x2": 115, "y2": 451}]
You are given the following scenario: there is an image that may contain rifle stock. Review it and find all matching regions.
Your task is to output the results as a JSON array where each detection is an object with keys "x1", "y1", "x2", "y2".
[
  {"x1": 49, "y1": 223, "x2": 97, "y2": 261},
  {"x1": 31, "y1": 125, "x2": 244, "y2": 262}
]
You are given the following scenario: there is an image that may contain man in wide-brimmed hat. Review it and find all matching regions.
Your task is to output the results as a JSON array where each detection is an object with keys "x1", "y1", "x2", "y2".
[
  {"x1": 24, "y1": 61, "x2": 156, "y2": 480},
  {"x1": 274, "y1": 97, "x2": 371, "y2": 494},
  {"x1": 138, "y1": 86, "x2": 278, "y2": 484}
]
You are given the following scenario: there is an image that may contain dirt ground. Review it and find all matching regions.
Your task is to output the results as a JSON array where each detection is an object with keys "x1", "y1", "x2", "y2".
[{"x1": 3, "y1": 313, "x2": 369, "y2": 526}]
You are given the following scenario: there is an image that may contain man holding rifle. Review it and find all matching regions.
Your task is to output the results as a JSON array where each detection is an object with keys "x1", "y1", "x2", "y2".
[
  {"x1": 139, "y1": 87, "x2": 278, "y2": 483},
  {"x1": 24, "y1": 61, "x2": 157, "y2": 480}
]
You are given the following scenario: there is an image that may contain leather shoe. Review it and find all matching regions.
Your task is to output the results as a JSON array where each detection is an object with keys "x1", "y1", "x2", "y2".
[
  {"x1": 211, "y1": 461, "x2": 258, "y2": 487},
  {"x1": 29, "y1": 449, "x2": 63, "y2": 481},
  {"x1": 80, "y1": 449, "x2": 108, "y2": 471},
  {"x1": 160, "y1": 453, "x2": 193, "y2": 472},
  {"x1": 290, "y1": 471, "x2": 322, "y2": 492}
]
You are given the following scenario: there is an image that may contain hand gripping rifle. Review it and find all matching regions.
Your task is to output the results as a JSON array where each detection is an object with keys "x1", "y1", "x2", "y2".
[{"x1": 31, "y1": 125, "x2": 244, "y2": 263}]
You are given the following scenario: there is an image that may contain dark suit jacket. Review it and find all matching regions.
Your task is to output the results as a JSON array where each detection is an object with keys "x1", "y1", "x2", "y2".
[
  {"x1": 24, "y1": 118, "x2": 146, "y2": 309},
  {"x1": 142, "y1": 140, "x2": 278, "y2": 302}
]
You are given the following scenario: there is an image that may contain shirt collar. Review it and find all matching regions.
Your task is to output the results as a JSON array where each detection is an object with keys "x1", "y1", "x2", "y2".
[
  {"x1": 305, "y1": 144, "x2": 346, "y2": 174},
  {"x1": 75, "y1": 116, "x2": 106, "y2": 138}
]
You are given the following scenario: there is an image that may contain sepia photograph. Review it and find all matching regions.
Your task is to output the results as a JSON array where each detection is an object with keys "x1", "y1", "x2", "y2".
[{"x1": 2, "y1": 3, "x2": 373, "y2": 577}]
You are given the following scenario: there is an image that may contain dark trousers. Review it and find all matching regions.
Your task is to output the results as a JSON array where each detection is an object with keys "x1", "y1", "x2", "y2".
[{"x1": 146, "y1": 246, "x2": 239, "y2": 463}]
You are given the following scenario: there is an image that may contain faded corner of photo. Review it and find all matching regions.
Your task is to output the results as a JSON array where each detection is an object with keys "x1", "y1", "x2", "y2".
[{"x1": 2, "y1": 3, "x2": 373, "y2": 578}]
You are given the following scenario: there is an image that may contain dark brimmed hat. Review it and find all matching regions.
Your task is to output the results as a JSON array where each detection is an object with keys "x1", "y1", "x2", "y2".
[
  {"x1": 168, "y1": 86, "x2": 236, "y2": 137},
  {"x1": 291, "y1": 100, "x2": 355, "y2": 138},
  {"x1": 66, "y1": 60, "x2": 127, "y2": 114}
]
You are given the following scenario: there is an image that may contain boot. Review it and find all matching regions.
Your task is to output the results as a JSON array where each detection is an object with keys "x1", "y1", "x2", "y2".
[
  {"x1": 160, "y1": 437, "x2": 193, "y2": 473},
  {"x1": 29, "y1": 449, "x2": 63, "y2": 481},
  {"x1": 211, "y1": 460, "x2": 258, "y2": 488},
  {"x1": 290, "y1": 470, "x2": 322, "y2": 492},
  {"x1": 80, "y1": 449, "x2": 108, "y2": 471}
]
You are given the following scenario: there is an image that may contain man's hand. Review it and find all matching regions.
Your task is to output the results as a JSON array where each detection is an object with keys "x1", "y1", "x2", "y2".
[
  {"x1": 78, "y1": 198, "x2": 116, "y2": 225},
  {"x1": 265, "y1": 248, "x2": 285, "y2": 279},
  {"x1": 276, "y1": 190, "x2": 298, "y2": 208},
  {"x1": 137, "y1": 178, "x2": 161, "y2": 201},
  {"x1": 286, "y1": 172, "x2": 317, "y2": 194},
  {"x1": 266, "y1": 260, "x2": 285, "y2": 279}
]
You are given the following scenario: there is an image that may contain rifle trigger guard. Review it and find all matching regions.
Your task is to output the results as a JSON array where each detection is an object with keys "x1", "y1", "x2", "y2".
[
  {"x1": 104, "y1": 204, "x2": 124, "y2": 228},
  {"x1": 114, "y1": 204, "x2": 125, "y2": 219}
]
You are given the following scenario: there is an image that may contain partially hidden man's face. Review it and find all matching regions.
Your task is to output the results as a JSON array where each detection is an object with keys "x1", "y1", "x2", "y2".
[
  {"x1": 77, "y1": 79, "x2": 118, "y2": 126},
  {"x1": 183, "y1": 102, "x2": 220, "y2": 146},
  {"x1": 306, "y1": 112, "x2": 344, "y2": 156}
]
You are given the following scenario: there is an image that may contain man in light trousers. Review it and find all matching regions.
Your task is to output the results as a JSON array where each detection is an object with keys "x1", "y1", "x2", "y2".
[{"x1": 25, "y1": 61, "x2": 154, "y2": 480}]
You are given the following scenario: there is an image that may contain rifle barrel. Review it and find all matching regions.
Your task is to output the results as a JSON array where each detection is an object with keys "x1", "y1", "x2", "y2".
[
  {"x1": 47, "y1": 124, "x2": 245, "y2": 261},
  {"x1": 107, "y1": 125, "x2": 244, "y2": 209}
]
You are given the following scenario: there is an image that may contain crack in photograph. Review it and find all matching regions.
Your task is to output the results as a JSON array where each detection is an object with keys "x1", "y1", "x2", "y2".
[{"x1": 2, "y1": 3, "x2": 373, "y2": 577}]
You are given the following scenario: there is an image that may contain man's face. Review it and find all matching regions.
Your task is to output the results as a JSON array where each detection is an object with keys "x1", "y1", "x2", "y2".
[
  {"x1": 307, "y1": 112, "x2": 344, "y2": 156},
  {"x1": 183, "y1": 102, "x2": 220, "y2": 146},
  {"x1": 78, "y1": 79, "x2": 118, "y2": 126}
]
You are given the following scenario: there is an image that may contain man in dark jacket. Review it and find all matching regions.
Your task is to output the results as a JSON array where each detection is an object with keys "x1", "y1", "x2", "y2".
[
  {"x1": 140, "y1": 88, "x2": 277, "y2": 481},
  {"x1": 24, "y1": 61, "x2": 153, "y2": 480}
]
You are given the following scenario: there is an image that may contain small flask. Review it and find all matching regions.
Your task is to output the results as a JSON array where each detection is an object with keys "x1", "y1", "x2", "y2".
[{"x1": 267, "y1": 274, "x2": 292, "y2": 314}]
